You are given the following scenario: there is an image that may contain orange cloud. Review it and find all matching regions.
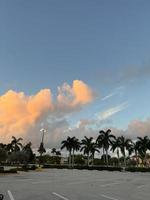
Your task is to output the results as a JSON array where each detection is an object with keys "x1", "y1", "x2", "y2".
[
  {"x1": 0, "y1": 80, "x2": 95, "y2": 143},
  {"x1": 72, "y1": 80, "x2": 94, "y2": 105},
  {"x1": 57, "y1": 80, "x2": 94, "y2": 108},
  {"x1": 0, "y1": 89, "x2": 53, "y2": 142}
]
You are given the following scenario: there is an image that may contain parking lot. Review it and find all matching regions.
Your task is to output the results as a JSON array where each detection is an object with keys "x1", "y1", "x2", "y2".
[{"x1": 0, "y1": 169, "x2": 150, "y2": 200}]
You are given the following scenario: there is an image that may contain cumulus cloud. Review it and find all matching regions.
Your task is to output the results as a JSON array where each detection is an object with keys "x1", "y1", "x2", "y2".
[
  {"x1": 0, "y1": 80, "x2": 95, "y2": 144},
  {"x1": 126, "y1": 118, "x2": 150, "y2": 139},
  {"x1": 0, "y1": 89, "x2": 53, "y2": 142},
  {"x1": 107, "y1": 118, "x2": 150, "y2": 140},
  {"x1": 57, "y1": 80, "x2": 94, "y2": 109}
]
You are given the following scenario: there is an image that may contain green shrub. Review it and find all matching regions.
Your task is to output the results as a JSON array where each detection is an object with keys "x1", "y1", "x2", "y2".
[{"x1": 126, "y1": 167, "x2": 150, "y2": 172}]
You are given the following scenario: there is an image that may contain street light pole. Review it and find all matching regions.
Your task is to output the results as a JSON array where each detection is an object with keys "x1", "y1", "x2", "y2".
[
  {"x1": 40, "y1": 128, "x2": 46, "y2": 144},
  {"x1": 38, "y1": 128, "x2": 47, "y2": 167}
]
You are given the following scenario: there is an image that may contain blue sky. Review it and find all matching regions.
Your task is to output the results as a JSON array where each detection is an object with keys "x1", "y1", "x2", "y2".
[{"x1": 1, "y1": 0, "x2": 150, "y2": 143}]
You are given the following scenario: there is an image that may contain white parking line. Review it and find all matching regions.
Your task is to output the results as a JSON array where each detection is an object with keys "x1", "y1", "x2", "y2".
[
  {"x1": 101, "y1": 194, "x2": 119, "y2": 200},
  {"x1": 8, "y1": 190, "x2": 15, "y2": 200},
  {"x1": 137, "y1": 184, "x2": 147, "y2": 189},
  {"x1": 52, "y1": 192, "x2": 69, "y2": 200},
  {"x1": 101, "y1": 182, "x2": 121, "y2": 187}
]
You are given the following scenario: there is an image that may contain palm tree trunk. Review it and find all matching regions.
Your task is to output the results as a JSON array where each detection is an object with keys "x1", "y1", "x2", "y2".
[
  {"x1": 92, "y1": 153, "x2": 94, "y2": 166},
  {"x1": 144, "y1": 153, "x2": 147, "y2": 167},
  {"x1": 69, "y1": 151, "x2": 71, "y2": 167},
  {"x1": 87, "y1": 153, "x2": 90, "y2": 166},
  {"x1": 135, "y1": 150, "x2": 138, "y2": 167},
  {"x1": 117, "y1": 148, "x2": 120, "y2": 166},
  {"x1": 106, "y1": 149, "x2": 109, "y2": 167},
  {"x1": 124, "y1": 149, "x2": 126, "y2": 167},
  {"x1": 72, "y1": 150, "x2": 74, "y2": 168},
  {"x1": 103, "y1": 148, "x2": 105, "y2": 163}
]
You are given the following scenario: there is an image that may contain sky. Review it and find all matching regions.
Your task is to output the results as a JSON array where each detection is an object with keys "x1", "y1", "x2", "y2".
[{"x1": 1, "y1": 0, "x2": 150, "y2": 148}]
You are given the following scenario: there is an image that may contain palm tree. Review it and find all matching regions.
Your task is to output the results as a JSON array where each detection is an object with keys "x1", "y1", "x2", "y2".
[
  {"x1": 23, "y1": 142, "x2": 35, "y2": 163},
  {"x1": 61, "y1": 136, "x2": 74, "y2": 167},
  {"x1": 118, "y1": 136, "x2": 132, "y2": 167},
  {"x1": 128, "y1": 141, "x2": 140, "y2": 167},
  {"x1": 80, "y1": 136, "x2": 93, "y2": 166},
  {"x1": 136, "y1": 136, "x2": 150, "y2": 166},
  {"x1": 97, "y1": 129, "x2": 115, "y2": 166},
  {"x1": 72, "y1": 137, "x2": 81, "y2": 167},
  {"x1": 110, "y1": 137, "x2": 121, "y2": 166},
  {"x1": 90, "y1": 142, "x2": 100, "y2": 166},
  {"x1": 11, "y1": 136, "x2": 23, "y2": 152}
]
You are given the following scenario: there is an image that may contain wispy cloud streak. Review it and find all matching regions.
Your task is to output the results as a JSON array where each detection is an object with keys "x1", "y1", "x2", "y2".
[{"x1": 98, "y1": 102, "x2": 129, "y2": 121}]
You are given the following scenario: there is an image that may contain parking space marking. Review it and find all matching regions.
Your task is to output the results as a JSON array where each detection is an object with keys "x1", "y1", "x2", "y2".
[
  {"x1": 137, "y1": 184, "x2": 147, "y2": 189},
  {"x1": 101, "y1": 182, "x2": 121, "y2": 187},
  {"x1": 52, "y1": 192, "x2": 70, "y2": 200},
  {"x1": 101, "y1": 194, "x2": 119, "y2": 200},
  {"x1": 8, "y1": 190, "x2": 15, "y2": 200}
]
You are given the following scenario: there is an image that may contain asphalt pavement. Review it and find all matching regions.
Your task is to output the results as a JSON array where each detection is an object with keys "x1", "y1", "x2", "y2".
[{"x1": 0, "y1": 169, "x2": 150, "y2": 200}]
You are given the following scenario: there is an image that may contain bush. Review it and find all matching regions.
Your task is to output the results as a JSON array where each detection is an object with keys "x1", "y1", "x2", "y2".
[
  {"x1": 126, "y1": 167, "x2": 150, "y2": 172},
  {"x1": 93, "y1": 158, "x2": 105, "y2": 165},
  {"x1": 43, "y1": 164, "x2": 69, "y2": 169},
  {"x1": 42, "y1": 164, "x2": 122, "y2": 171},
  {"x1": 21, "y1": 164, "x2": 37, "y2": 171},
  {"x1": 74, "y1": 155, "x2": 85, "y2": 165},
  {"x1": 37, "y1": 155, "x2": 61, "y2": 165}
]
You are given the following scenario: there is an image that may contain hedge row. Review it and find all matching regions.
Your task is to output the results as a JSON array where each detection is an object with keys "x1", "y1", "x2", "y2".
[
  {"x1": 42, "y1": 165, "x2": 122, "y2": 171},
  {"x1": 125, "y1": 167, "x2": 150, "y2": 172}
]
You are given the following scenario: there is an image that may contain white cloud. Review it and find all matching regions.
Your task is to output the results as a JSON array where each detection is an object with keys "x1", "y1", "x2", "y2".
[
  {"x1": 98, "y1": 102, "x2": 129, "y2": 121},
  {"x1": 102, "y1": 92, "x2": 116, "y2": 101}
]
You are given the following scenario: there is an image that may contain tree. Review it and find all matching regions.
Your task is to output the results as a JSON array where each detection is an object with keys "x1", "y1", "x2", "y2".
[
  {"x1": 136, "y1": 136, "x2": 150, "y2": 166},
  {"x1": 38, "y1": 143, "x2": 46, "y2": 156},
  {"x1": 118, "y1": 136, "x2": 132, "y2": 167},
  {"x1": 110, "y1": 137, "x2": 121, "y2": 166},
  {"x1": 80, "y1": 136, "x2": 94, "y2": 166},
  {"x1": 97, "y1": 129, "x2": 115, "y2": 166},
  {"x1": 90, "y1": 143, "x2": 100, "y2": 166},
  {"x1": 51, "y1": 148, "x2": 57, "y2": 156},
  {"x1": 56, "y1": 151, "x2": 61, "y2": 156},
  {"x1": 61, "y1": 136, "x2": 74, "y2": 167},
  {"x1": 11, "y1": 136, "x2": 23, "y2": 152},
  {"x1": 71, "y1": 137, "x2": 81, "y2": 167},
  {"x1": 23, "y1": 142, "x2": 35, "y2": 163},
  {"x1": 38, "y1": 142, "x2": 46, "y2": 165},
  {"x1": 0, "y1": 148, "x2": 7, "y2": 164}
]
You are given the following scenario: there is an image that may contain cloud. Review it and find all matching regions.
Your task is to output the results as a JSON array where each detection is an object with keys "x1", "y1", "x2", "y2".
[
  {"x1": 0, "y1": 80, "x2": 95, "y2": 143},
  {"x1": 0, "y1": 89, "x2": 53, "y2": 142},
  {"x1": 98, "y1": 102, "x2": 128, "y2": 121},
  {"x1": 57, "y1": 80, "x2": 94, "y2": 107},
  {"x1": 101, "y1": 92, "x2": 116, "y2": 101},
  {"x1": 102, "y1": 86, "x2": 125, "y2": 101},
  {"x1": 119, "y1": 65, "x2": 150, "y2": 82},
  {"x1": 97, "y1": 65, "x2": 150, "y2": 86},
  {"x1": 107, "y1": 118, "x2": 150, "y2": 140},
  {"x1": 126, "y1": 118, "x2": 150, "y2": 139}
]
